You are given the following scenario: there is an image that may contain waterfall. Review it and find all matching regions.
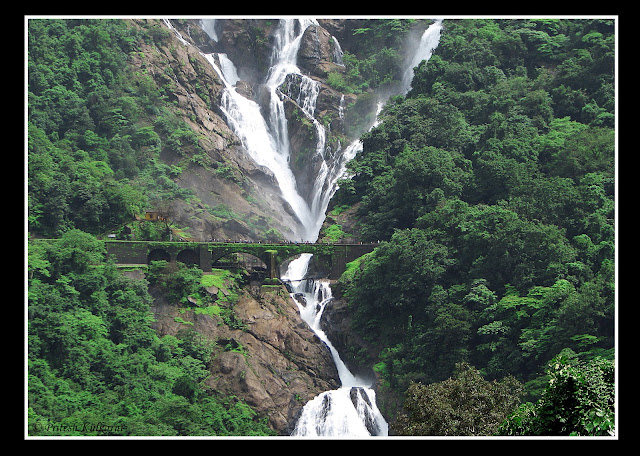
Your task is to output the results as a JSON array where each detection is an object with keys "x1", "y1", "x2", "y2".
[
  {"x1": 282, "y1": 254, "x2": 389, "y2": 437},
  {"x1": 162, "y1": 18, "x2": 319, "y2": 240},
  {"x1": 264, "y1": 19, "x2": 333, "y2": 241},
  {"x1": 332, "y1": 19, "x2": 443, "y2": 188},
  {"x1": 401, "y1": 19, "x2": 443, "y2": 94},
  {"x1": 217, "y1": 53, "x2": 240, "y2": 86},
  {"x1": 202, "y1": 18, "x2": 331, "y2": 241},
  {"x1": 202, "y1": 18, "x2": 354, "y2": 241},
  {"x1": 332, "y1": 35, "x2": 345, "y2": 66},
  {"x1": 163, "y1": 17, "x2": 444, "y2": 436},
  {"x1": 163, "y1": 18, "x2": 441, "y2": 242},
  {"x1": 199, "y1": 18, "x2": 218, "y2": 42},
  {"x1": 163, "y1": 19, "x2": 190, "y2": 46},
  {"x1": 281, "y1": 19, "x2": 443, "y2": 437},
  {"x1": 203, "y1": 53, "x2": 315, "y2": 240}
]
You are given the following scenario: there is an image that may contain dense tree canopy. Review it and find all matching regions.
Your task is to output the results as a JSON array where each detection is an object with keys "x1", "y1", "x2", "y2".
[
  {"x1": 28, "y1": 231, "x2": 275, "y2": 436},
  {"x1": 27, "y1": 19, "x2": 199, "y2": 238},
  {"x1": 395, "y1": 363, "x2": 524, "y2": 436},
  {"x1": 334, "y1": 18, "x2": 615, "y2": 434},
  {"x1": 497, "y1": 354, "x2": 615, "y2": 436}
]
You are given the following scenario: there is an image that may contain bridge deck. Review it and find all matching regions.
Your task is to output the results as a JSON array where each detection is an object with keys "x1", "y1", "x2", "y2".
[{"x1": 101, "y1": 240, "x2": 377, "y2": 279}]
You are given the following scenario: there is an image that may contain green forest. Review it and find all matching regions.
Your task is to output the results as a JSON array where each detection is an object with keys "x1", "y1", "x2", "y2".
[
  {"x1": 28, "y1": 232, "x2": 276, "y2": 435},
  {"x1": 26, "y1": 18, "x2": 279, "y2": 437},
  {"x1": 332, "y1": 18, "x2": 615, "y2": 435},
  {"x1": 27, "y1": 18, "x2": 615, "y2": 437},
  {"x1": 27, "y1": 19, "x2": 200, "y2": 239}
]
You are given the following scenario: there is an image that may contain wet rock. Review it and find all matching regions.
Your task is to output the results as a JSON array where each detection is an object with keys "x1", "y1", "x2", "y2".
[{"x1": 151, "y1": 282, "x2": 339, "y2": 435}]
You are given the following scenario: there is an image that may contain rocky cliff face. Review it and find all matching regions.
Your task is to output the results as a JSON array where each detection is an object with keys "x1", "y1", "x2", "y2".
[
  {"x1": 129, "y1": 18, "x2": 366, "y2": 242},
  {"x1": 127, "y1": 19, "x2": 302, "y2": 242},
  {"x1": 150, "y1": 279, "x2": 339, "y2": 435},
  {"x1": 130, "y1": 18, "x2": 379, "y2": 434}
]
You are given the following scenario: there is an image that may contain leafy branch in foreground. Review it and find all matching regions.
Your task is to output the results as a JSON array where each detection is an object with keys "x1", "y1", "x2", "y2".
[{"x1": 497, "y1": 354, "x2": 615, "y2": 436}]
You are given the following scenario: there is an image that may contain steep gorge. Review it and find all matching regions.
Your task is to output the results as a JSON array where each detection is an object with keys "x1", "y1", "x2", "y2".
[
  {"x1": 129, "y1": 18, "x2": 432, "y2": 243},
  {"x1": 125, "y1": 18, "x2": 439, "y2": 435}
]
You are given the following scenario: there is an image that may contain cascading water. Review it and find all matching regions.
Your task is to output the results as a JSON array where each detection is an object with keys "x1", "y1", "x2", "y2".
[
  {"x1": 163, "y1": 19, "x2": 314, "y2": 238},
  {"x1": 165, "y1": 17, "x2": 443, "y2": 436},
  {"x1": 281, "y1": 19, "x2": 443, "y2": 437},
  {"x1": 203, "y1": 50, "x2": 317, "y2": 241},
  {"x1": 401, "y1": 19, "x2": 443, "y2": 94},
  {"x1": 201, "y1": 18, "x2": 333, "y2": 241},
  {"x1": 187, "y1": 18, "x2": 442, "y2": 242},
  {"x1": 199, "y1": 19, "x2": 219, "y2": 42},
  {"x1": 282, "y1": 254, "x2": 388, "y2": 437},
  {"x1": 264, "y1": 19, "x2": 335, "y2": 240},
  {"x1": 327, "y1": 19, "x2": 443, "y2": 189}
]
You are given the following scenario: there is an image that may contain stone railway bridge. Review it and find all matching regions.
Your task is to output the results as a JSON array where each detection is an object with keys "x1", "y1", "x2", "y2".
[{"x1": 104, "y1": 240, "x2": 376, "y2": 279}]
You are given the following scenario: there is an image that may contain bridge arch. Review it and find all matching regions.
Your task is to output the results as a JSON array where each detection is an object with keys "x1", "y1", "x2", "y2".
[
  {"x1": 235, "y1": 252, "x2": 268, "y2": 271},
  {"x1": 176, "y1": 248, "x2": 199, "y2": 266},
  {"x1": 148, "y1": 248, "x2": 171, "y2": 264},
  {"x1": 103, "y1": 240, "x2": 378, "y2": 280}
]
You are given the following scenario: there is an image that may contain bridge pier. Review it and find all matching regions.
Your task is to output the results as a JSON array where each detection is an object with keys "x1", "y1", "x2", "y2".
[
  {"x1": 199, "y1": 245, "x2": 212, "y2": 272},
  {"x1": 266, "y1": 250, "x2": 277, "y2": 279}
]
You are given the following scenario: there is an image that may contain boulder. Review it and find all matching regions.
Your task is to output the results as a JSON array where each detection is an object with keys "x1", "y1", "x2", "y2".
[{"x1": 298, "y1": 23, "x2": 345, "y2": 78}]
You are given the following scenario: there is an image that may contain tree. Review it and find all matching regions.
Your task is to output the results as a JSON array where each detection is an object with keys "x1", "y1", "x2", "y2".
[
  {"x1": 394, "y1": 362, "x2": 523, "y2": 436},
  {"x1": 346, "y1": 228, "x2": 455, "y2": 340},
  {"x1": 391, "y1": 145, "x2": 472, "y2": 227},
  {"x1": 46, "y1": 229, "x2": 106, "y2": 279},
  {"x1": 497, "y1": 354, "x2": 615, "y2": 436}
]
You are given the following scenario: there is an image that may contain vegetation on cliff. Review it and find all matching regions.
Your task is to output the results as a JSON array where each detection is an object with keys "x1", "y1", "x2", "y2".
[
  {"x1": 332, "y1": 18, "x2": 615, "y2": 435},
  {"x1": 27, "y1": 18, "x2": 285, "y2": 242},
  {"x1": 28, "y1": 19, "x2": 172, "y2": 237},
  {"x1": 28, "y1": 231, "x2": 276, "y2": 436}
]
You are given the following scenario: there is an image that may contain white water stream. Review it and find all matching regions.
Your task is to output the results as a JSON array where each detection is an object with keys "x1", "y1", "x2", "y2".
[
  {"x1": 401, "y1": 19, "x2": 443, "y2": 94},
  {"x1": 164, "y1": 17, "x2": 443, "y2": 436},
  {"x1": 204, "y1": 50, "x2": 317, "y2": 241},
  {"x1": 168, "y1": 17, "x2": 442, "y2": 242},
  {"x1": 203, "y1": 18, "x2": 334, "y2": 241},
  {"x1": 282, "y1": 19, "x2": 443, "y2": 437},
  {"x1": 282, "y1": 254, "x2": 388, "y2": 437}
]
